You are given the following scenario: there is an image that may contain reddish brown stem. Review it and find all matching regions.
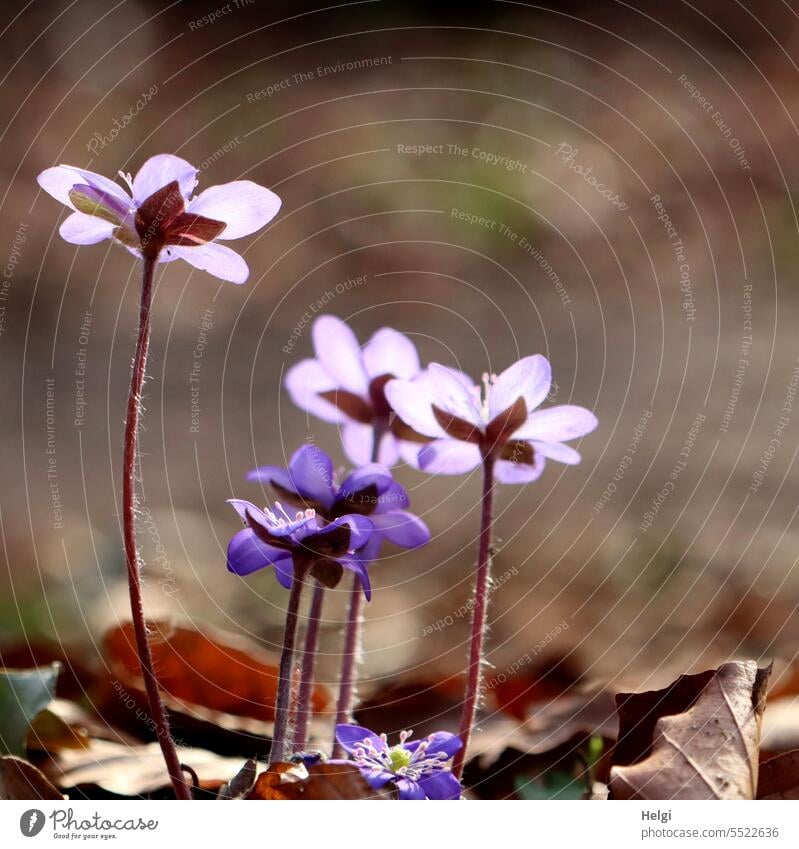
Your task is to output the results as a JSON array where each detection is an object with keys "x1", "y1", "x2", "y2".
[
  {"x1": 451, "y1": 454, "x2": 495, "y2": 781},
  {"x1": 293, "y1": 580, "x2": 325, "y2": 752},
  {"x1": 123, "y1": 253, "x2": 192, "y2": 800},
  {"x1": 269, "y1": 566, "x2": 306, "y2": 765}
]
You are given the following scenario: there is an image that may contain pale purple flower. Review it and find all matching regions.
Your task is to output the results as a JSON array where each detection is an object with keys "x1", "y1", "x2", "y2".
[
  {"x1": 284, "y1": 315, "x2": 424, "y2": 466},
  {"x1": 247, "y1": 444, "x2": 430, "y2": 563},
  {"x1": 385, "y1": 356, "x2": 598, "y2": 483},
  {"x1": 335, "y1": 724, "x2": 462, "y2": 800},
  {"x1": 226, "y1": 499, "x2": 374, "y2": 597},
  {"x1": 37, "y1": 154, "x2": 281, "y2": 283}
]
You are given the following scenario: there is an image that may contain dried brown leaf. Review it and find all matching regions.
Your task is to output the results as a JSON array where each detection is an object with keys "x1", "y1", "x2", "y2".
[
  {"x1": 757, "y1": 749, "x2": 799, "y2": 799},
  {"x1": 248, "y1": 761, "x2": 390, "y2": 800},
  {"x1": 609, "y1": 661, "x2": 770, "y2": 800}
]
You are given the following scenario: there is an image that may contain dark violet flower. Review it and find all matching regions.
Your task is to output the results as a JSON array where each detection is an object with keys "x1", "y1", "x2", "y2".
[
  {"x1": 247, "y1": 444, "x2": 430, "y2": 562},
  {"x1": 385, "y1": 355, "x2": 598, "y2": 483},
  {"x1": 226, "y1": 499, "x2": 375, "y2": 598},
  {"x1": 284, "y1": 315, "x2": 424, "y2": 465},
  {"x1": 335, "y1": 724, "x2": 462, "y2": 800},
  {"x1": 37, "y1": 154, "x2": 281, "y2": 283}
]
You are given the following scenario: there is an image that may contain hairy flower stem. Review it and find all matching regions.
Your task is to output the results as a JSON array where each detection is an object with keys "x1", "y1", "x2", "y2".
[
  {"x1": 270, "y1": 564, "x2": 307, "y2": 765},
  {"x1": 451, "y1": 454, "x2": 496, "y2": 781},
  {"x1": 123, "y1": 254, "x2": 192, "y2": 800},
  {"x1": 293, "y1": 580, "x2": 325, "y2": 752},
  {"x1": 331, "y1": 420, "x2": 385, "y2": 756}
]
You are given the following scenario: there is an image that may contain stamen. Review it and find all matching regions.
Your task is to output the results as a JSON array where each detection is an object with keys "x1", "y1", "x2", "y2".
[{"x1": 117, "y1": 170, "x2": 134, "y2": 193}]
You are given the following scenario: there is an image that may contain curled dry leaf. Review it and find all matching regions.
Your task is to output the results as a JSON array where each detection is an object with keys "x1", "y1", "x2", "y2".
[
  {"x1": 248, "y1": 761, "x2": 391, "y2": 800},
  {"x1": 609, "y1": 661, "x2": 770, "y2": 800},
  {"x1": 218, "y1": 758, "x2": 258, "y2": 799},
  {"x1": 0, "y1": 756, "x2": 64, "y2": 800},
  {"x1": 44, "y1": 739, "x2": 249, "y2": 797},
  {"x1": 102, "y1": 622, "x2": 330, "y2": 724}
]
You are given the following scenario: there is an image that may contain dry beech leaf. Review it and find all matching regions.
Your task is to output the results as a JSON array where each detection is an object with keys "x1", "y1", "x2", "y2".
[
  {"x1": 103, "y1": 622, "x2": 330, "y2": 724},
  {"x1": 609, "y1": 661, "x2": 770, "y2": 800},
  {"x1": 0, "y1": 756, "x2": 64, "y2": 800},
  {"x1": 757, "y1": 750, "x2": 799, "y2": 799},
  {"x1": 248, "y1": 761, "x2": 390, "y2": 800},
  {"x1": 523, "y1": 686, "x2": 619, "y2": 755},
  {"x1": 218, "y1": 758, "x2": 257, "y2": 799},
  {"x1": 45, "y1": 739, "x2": 248, "y2": 796}
]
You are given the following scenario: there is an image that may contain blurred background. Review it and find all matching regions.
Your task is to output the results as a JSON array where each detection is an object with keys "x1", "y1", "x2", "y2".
[{"x1": 2, "y1": 0, "x2": 799, "y2": 719}]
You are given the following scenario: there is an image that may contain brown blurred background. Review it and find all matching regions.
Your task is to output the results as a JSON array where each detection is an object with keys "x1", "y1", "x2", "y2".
[{"x1": 2, "y1": 0, "x2": 799, "y2": 705}]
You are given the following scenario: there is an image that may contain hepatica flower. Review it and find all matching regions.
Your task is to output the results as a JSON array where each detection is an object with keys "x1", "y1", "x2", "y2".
[
  {"x1": 37, "y1": 154, "x2": 280, "y2": 283},
  {"x1": 227, "y1": 498, "x2": 375, "y2": 597},
  {"x1": 336, "y1": 724, "x2": 462, "y2": 800},
  {"x1": 247, "y1": 444, "x2": 430, "y2": 561},
  {"x1": 385, "y1": 355, "x2": 598, "y2": 483},
  {"x1": 285, "y1": 315, "x2": 423, "y2": 465}
]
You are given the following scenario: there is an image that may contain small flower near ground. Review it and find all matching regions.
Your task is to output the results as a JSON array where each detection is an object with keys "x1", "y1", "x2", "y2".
[
  {"x1": 37, "y1": 154, "x2": 281, "y2": 283},
  {"x1": 284, "y1": 315, "x2": 425, "y2": 465},
  {"x1": 385, "y1": 355, "x2": 598, "y2": 483},
  {"x1": 226, "y1": 499, "x2": 375, "y2": 597},
  {"x1": 247, "y1": 443, "x2": 430, "y2": 562},
  {"x1": 335, "y1": 724, "x2": 462, "y2": 800}
]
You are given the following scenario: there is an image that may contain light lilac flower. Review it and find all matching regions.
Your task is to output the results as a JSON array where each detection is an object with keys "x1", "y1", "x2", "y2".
[
  {"x1": 37, "y1": 154, "x2": 281, "y2": 283},
  {"x1": 226, "y1": 499, "x2": 375, "y2": 598},
  {"x1": 247, "y1": 444, "x2": 430, "y2": 562},
  {"x1": 284, "y1": 315, "x2": 425, "y2": 466},
  {"x1": 385, "y1": 356, "x2": 597, "y2": 483},
  {"x1": 335, "y1": 724, "x2": 462, "y2": 800}
]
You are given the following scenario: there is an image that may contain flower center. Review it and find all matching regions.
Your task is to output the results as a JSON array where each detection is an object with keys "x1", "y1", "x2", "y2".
[{"x1": 388, "y1": 746, "x2": 413, "y2": 772}]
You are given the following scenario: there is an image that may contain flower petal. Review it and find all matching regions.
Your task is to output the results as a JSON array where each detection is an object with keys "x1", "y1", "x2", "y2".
[
  {"x1": 312, "y1": 315, "x2": 368, "y2": 395},
  {"x1": 408, "y1": 731, "x2": 463, "y2": 760},
  {"x1": 532, "y1": 440, "x2": 582, "y2": 465},
  {"x1": 334, "y1": 724, "x2": 387, "y2": 755},
  {"x1": 489, "y1": 355, "x2": 552, "y2": 419},
  {"x1": 395, "y1": 777, "x2": 425, "y2": 800},
  {"x1": 416, "y1": 771, "x2": 461, "y2": 800},
  {"x1": 165, "y1": 242, "x2": 249, "y2": 284},
  {"x1": 132, "y1": 154, "x2": 198, "y2": 204},
  {"x1": 188, "y1": 180, "x2": 281, "y2": 240},
  {"x1": 384, "y1": 378, "x2": 445, "y2": 440},
  {"x1": 287, "y1": 444, "x2": 336, "y2": 509},
  {"x1": 340, "y1": 555, "x2": 372, "y2": 600},
  {"x1": 284, "y1": 359, "x2": 345, "y2": 423},
  {"x1": 418, "y1": 440, "x2": 482, "y2": 475},
  {"x1": 362, "y1": 327, "x2": 420, "y2": 379},
  {"x1": 338, "y1": 463, "x2": 394, "y2": 500},
  {"x1": 58, "y1": 213, "x2": 115, "y2": 245},
  {"x1": 373, "y1": 480, "x2": 410, "y2": 513},
  {"x1": 38, "y1": 165, "x2": 132, "y2": 211},
  {"x1": 514, "y1": 405, "x2": 598, "y2": 442},
  {"x1": 246, "y1": 465, "x2": 296, "y2": 493},
  {"x1": 340, "y1": 421, "x2": 374, "y2": 465},
  {"x1": 226, "y1": 528, "x2": 293, "y2": 579},
  {"x1": 494, "y1": 453, "x2": 546, "y2": 484},
  {"x1": 426, "y1": 363, "x2": 483, "y2": 428},
  {"x1": 371, "y1": 511, "x2": 430, "y2": 548}
]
